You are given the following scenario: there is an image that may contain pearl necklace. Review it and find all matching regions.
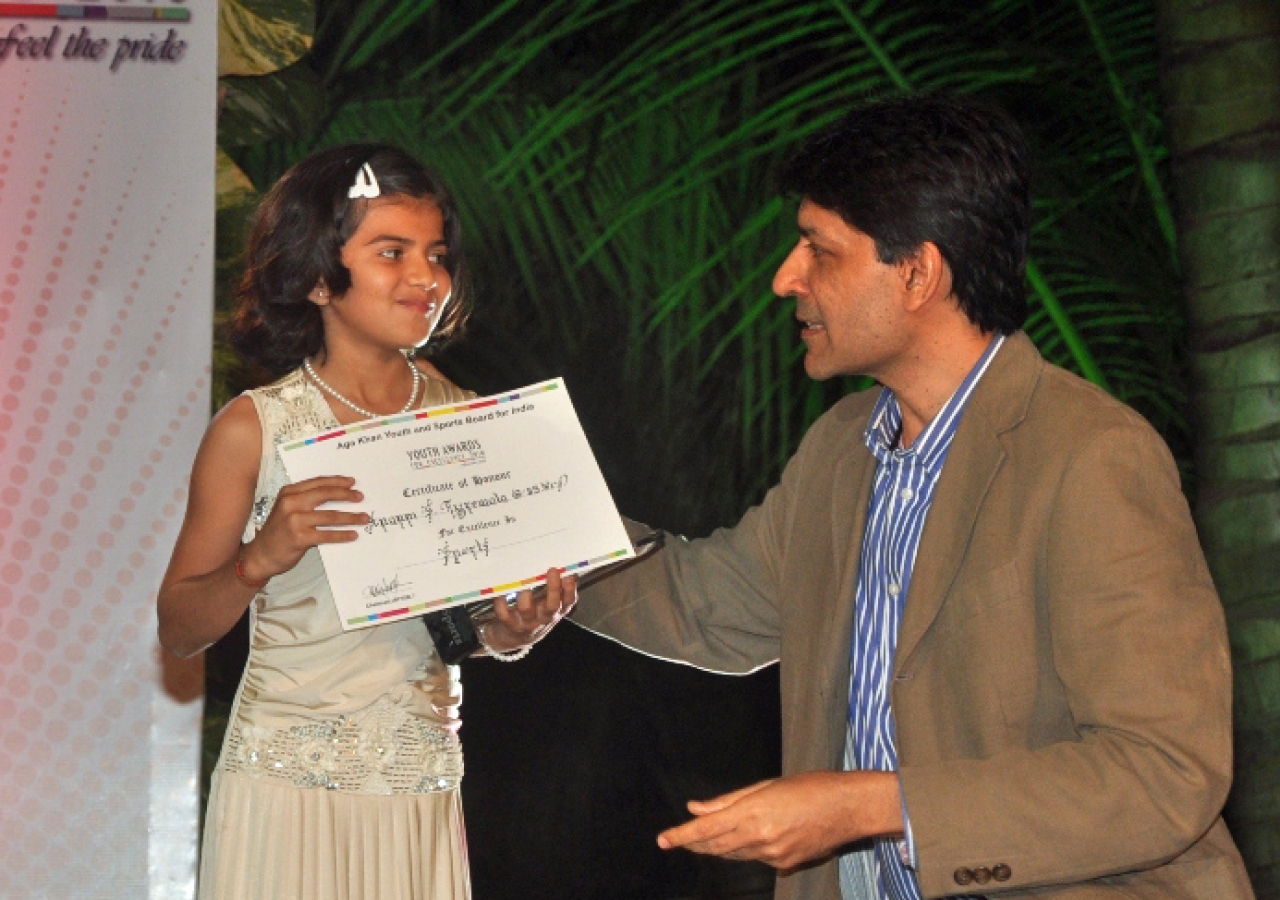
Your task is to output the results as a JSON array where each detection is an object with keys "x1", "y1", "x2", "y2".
[{"x1": 304, "y1": 354, "x2": 422, "y2": 420}]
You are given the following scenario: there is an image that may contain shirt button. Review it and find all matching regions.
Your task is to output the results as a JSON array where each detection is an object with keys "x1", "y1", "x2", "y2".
[
  {"x1": 953, "y1": 868, "x2": 974, "y2": 886},
  {"x1": 973, "y1": 866, "x2": 992, "y2": 885},
  {"x1": 993, "y1": 863, "x2": 1012, "y2": 882},
  {"x1": 888, "y1": 583, "x2": 901, "y2": 596},
  {"x1": 900, "y1": 487, "x2": 915, "y2": 500}
]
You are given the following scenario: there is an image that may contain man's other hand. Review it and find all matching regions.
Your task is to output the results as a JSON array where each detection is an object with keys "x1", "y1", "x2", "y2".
[{"x1": 656, "y1": 770, "x2": 904, "y2": 870}]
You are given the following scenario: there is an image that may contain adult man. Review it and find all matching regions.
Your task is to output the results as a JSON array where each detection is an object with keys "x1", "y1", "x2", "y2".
[{"x1": 573, "y1": 94, "x2": 1253, "y2": 899}]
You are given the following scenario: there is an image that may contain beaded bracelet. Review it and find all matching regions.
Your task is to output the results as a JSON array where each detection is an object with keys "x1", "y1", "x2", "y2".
[
  {"x1": 233, "y1": 545, "x2": 269, "y2": 590},
  {"x1": 477, "y1": 622, "x2": 532, "y2": 662}
]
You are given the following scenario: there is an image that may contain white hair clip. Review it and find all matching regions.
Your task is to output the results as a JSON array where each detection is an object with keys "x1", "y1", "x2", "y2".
[{"x1": 348, "y1": 162, "x2": 380, "y2": 200}]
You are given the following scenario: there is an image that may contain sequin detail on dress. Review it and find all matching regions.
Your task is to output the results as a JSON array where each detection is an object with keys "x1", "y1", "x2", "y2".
[{"x1": 223, "y1": 692, "x2": 463, "y2": 795}]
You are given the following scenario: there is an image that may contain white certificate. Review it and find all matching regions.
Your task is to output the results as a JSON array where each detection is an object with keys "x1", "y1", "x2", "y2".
[{"x1": 278, "y1": 379, "x2": 633, "y2": 630}]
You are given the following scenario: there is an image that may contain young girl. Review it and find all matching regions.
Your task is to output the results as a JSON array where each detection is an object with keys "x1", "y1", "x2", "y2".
[{"x1": 159, "y1": 144, "x2": 574, "y2": 900}]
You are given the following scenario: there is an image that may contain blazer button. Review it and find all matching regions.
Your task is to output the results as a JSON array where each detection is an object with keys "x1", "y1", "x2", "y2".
[
  {"x1": 954, "y1": 868, "x2": 974, "y2": 885},
  {"x1": 992, "y1": 863, "x2": 1012, "y2": 882},
  {"x1": 972, "y1": 866, "x2": 992, "y2": 885}
]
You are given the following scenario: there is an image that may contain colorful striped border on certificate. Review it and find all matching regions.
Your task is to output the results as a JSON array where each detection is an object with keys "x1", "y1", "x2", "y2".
[
  {"x1": 0, "y1": 4, "x2": 191, "y2": 20},
  {"x1": 280, "y1": 380, "x2": 560, "y2": 453},
  {"x1": 345, "y1": 548, "x2": 631, "y2": 626}
]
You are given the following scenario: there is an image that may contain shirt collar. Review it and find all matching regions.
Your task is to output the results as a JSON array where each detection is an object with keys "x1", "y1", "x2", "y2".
[{"x1": 863, "y1": 332, "x2": 1006, "y2": 472}]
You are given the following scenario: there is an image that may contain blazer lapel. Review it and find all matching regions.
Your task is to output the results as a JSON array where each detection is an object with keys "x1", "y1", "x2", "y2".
[
  {"x1": 813, "y1": 405, "x2": 878, "y2": 769},
  {"x1": 832, "y1": 431, "x2": 877, "y2": 608},
  {"x1": 893, "y1": 416, "x2": 1005, "y2": 672},
  {"x1": 894, "y1": 332, "x2": 1043, "y2": 674}
]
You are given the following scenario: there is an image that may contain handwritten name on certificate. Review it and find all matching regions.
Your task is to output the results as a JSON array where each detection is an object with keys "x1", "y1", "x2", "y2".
[{"x1": 278, "y1": 379, "x2": 634, "y2": 631}]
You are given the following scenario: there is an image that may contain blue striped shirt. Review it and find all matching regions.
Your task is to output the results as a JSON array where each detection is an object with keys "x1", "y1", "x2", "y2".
[{"x1": 839, "y1": 334, "x2": 1005, "y2": 900}]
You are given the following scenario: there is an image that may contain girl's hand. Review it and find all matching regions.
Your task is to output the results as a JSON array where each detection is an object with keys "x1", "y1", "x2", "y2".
[
  {"x1": 483, "y1": 568, "x2": 578, "y2": 653},
  {"x1": 239, "y1": 476, "x2": 369, "y2": 582}
]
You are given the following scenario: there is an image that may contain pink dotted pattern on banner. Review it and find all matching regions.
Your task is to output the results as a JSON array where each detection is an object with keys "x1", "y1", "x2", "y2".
[
  {"x1": 0, "y1": 77, "x2": 30, "y2": 348},
  {"x1": 0, "y1": 75, "x2": 32, "y2": 211},
  {"x1": 0, "y1": 86, "x2": 212, "y2": 894}
]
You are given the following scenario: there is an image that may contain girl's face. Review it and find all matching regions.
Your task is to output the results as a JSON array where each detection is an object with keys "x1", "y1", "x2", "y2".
[{"x1": 311, "y1": 195, "x2": 452, "y2": 353}]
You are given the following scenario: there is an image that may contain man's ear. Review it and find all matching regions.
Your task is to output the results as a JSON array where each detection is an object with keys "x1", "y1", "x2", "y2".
[
  {"x1": 898, "y1": 242, "x2": 951, "y2": 313},
  {"x1": 309, "y1": 281, "x2": 331, "y2": 307}
]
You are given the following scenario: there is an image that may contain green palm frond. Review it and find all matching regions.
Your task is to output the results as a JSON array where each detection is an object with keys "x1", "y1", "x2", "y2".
[{"x1": 218, "y1": 0, "x2": 313, "y2": 77}]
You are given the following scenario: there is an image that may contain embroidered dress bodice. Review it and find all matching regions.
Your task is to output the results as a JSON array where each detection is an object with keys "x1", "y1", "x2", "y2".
[{"x1": 219, "y1": 366, "x2": 475, "y2": 796}]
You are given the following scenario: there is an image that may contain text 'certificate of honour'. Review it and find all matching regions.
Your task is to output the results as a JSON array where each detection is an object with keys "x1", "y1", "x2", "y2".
[{"x1": 278, "y1": 379, "x2": 634, "y2": 630}]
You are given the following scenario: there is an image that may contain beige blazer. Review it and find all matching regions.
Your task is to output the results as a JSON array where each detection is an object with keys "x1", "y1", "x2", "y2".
[{"x1": 575, "y1": 332, "x2": 1253, "y2": 899}]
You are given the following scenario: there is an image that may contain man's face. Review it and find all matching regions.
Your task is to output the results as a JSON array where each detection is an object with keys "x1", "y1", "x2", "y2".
[{"x1": 772, "y1": 200, "x2": 909, "y2": 382}]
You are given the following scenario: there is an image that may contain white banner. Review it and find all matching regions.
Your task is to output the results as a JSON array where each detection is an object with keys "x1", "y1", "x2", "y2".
[{"x1": 0, "y1": 2, "x2": 215, "y2": 898}]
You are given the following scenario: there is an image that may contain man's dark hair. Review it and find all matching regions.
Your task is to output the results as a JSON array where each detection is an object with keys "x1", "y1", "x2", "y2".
[
  {"x1": 778, "y1": 93, "x2": 1030, "y2": 333},
  {"x1": 227, "y1": 143, "x2": 471, "y2": 375}
]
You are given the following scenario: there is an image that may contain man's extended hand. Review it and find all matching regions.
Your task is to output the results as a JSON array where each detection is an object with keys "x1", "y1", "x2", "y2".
[{"x1": 656, "y1": 770, "x2": 904, "y2": 870}]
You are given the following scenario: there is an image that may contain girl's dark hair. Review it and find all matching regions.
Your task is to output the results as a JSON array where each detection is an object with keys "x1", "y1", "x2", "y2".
[{"x1": 227, "y1": 143, "x2": 471, "y2": 374}]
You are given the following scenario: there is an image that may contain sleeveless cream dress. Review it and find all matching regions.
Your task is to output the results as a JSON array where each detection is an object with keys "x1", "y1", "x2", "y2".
[{"x1": 198, "y1": 367, "x2": 474, "y2": 900}]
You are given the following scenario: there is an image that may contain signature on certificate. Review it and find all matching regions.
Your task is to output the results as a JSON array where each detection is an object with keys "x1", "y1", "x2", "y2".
[{"x1": 363, "y1": 573, "x2": 408, "y2": 599}]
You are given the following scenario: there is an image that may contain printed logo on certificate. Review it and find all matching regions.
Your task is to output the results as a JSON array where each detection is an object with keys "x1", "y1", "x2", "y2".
[{"x1": 279, "y1": 379, "x2": 634, "y2": 630}]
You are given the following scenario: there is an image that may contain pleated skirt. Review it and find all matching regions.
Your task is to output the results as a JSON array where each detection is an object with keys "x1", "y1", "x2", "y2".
[{"x1": 198, "y1": 770, "x2": 471, "y2": 900}]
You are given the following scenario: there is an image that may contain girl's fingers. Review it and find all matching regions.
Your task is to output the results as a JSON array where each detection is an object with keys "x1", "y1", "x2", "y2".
[
  {"x1": 491, "y1": 593, "x2": 521, "y2": 627},
  {"x1": 488, "y1": 570, "x2": 579, "y2": 641},
  {"x1": 536, "y1": 571, "x2": 575, "y2": 620},
  {"x1": 310, "y1": 527, "x2": 361, "y2": 544},
  {"x1": 548, "y1": 572, "x2": 577, "y2": 615},
  {"x1": 276, "y1": 477, "x2": 362, "y2": 509},
  {"x1": 291, "y1": 486, "x2": 364, "y2": 508},
  {"x1": 286, "y1": 475, "x2": 357, "y2": 491},
  {"x1": 304, "y1": 510, "x2": 370, "y2": 528},
  {"x1": 510, "y1": 590, "x2": 539, "y2": 626}
]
